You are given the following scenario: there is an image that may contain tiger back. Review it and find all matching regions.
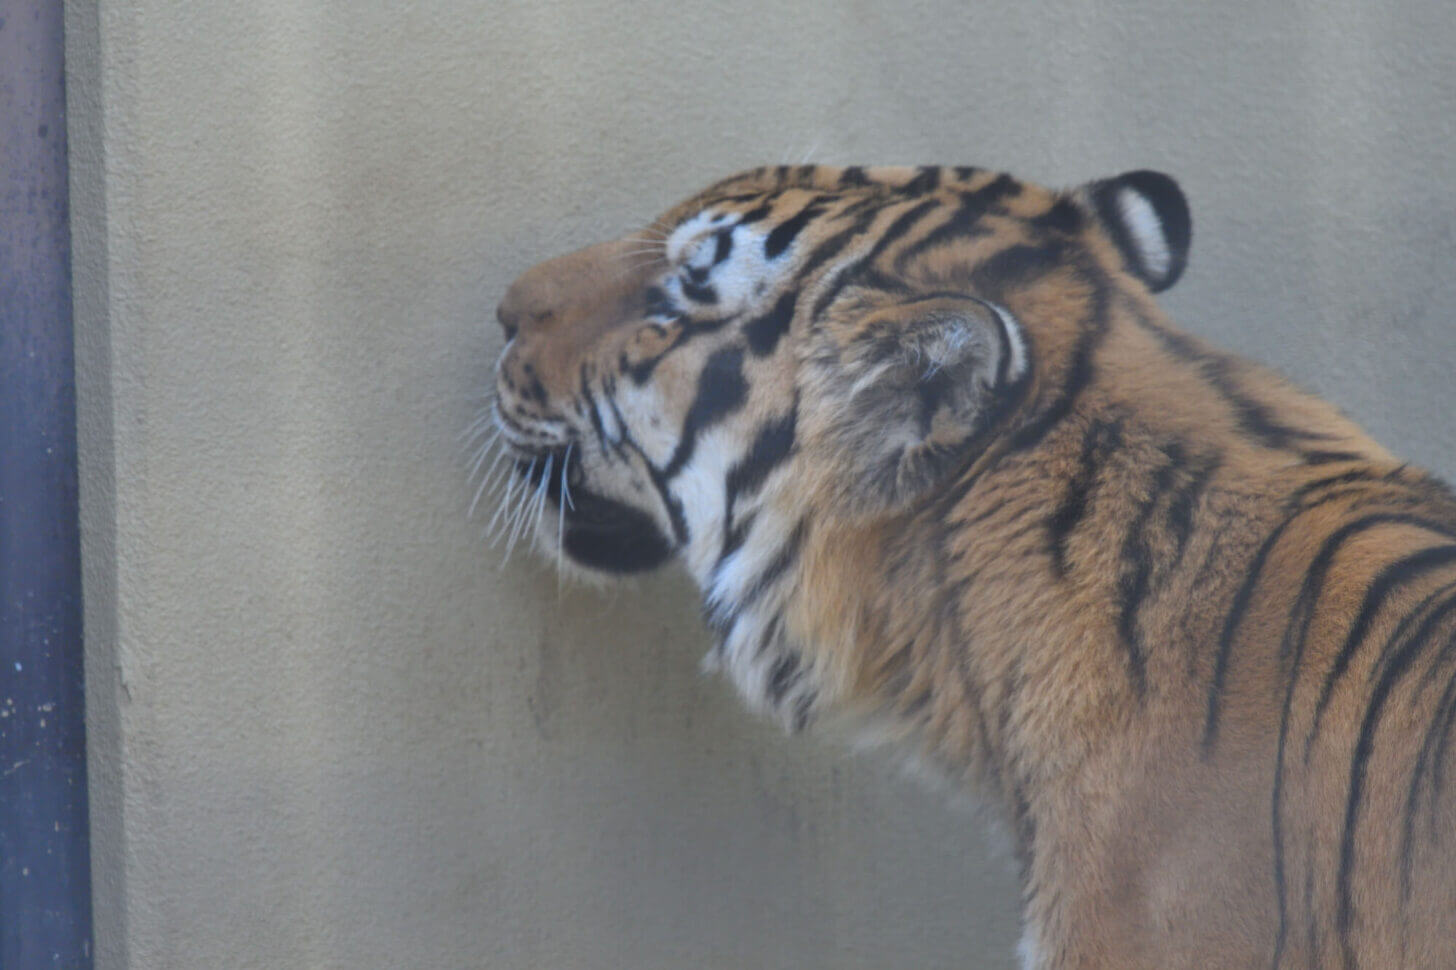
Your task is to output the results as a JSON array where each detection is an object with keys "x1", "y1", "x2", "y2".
[{"x1": 483, "y1": 164, "x2": 1456, "y2": 969}]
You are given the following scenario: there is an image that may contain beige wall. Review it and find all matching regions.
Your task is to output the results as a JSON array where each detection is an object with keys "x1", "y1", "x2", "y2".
[{"x1": 66, "y1": 1, "x2": 1456, "y2": 967}]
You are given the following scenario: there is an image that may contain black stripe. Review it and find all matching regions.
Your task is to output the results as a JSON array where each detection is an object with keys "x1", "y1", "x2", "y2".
[
  {"x1": 1387, "y1": 582, "x2": 1456, "y2": 691},
  {"x1": 794, "y1": 201, "x2": 885, "y2": 283},
  {"x1": 970, "y1": 240, "x2": 1073, "y2": 299},
  {"x1": 901, "y1": 166, "x2": 941, "y2": 195},
  {"x1": 739, "y1": 518, "x2": 808, "y2": 611},
  {"x1": 743, "y1": 290, "x2": 797, "y2": 357},
  {"x1": 1115, "y1": 446, "x2": 1188, "y2": 696},
  {"x1": 1003, "y1": 256, "x2": 1112, "y2": 455},
  {"x1": 738, "y1": 203, "x2": 774, "y2": 225},
  {"x1": 839, "y1": 166, "x2": 868, "y2": 186},
  {"x1": 810, "y1": 197, "x2": 944, "y2": 318},
  {"x1": 608, "y1": 414, "x2": 689, "y2": 546},
  {"x1": 1045, "y1": 418, "x2": 1124, "y2": 578},
  {"x1": 1030, "y1": 196, "x2": 1085, "y2": 235},
  {"x1": 767, "y1": 654, "x2": 801, "y2": 705},
  {"x1": 790, "y1": 692, "x2": 815, "y2": 733},
  {"x1": 712, "y1": 229, "x2": 733, "y2": 265},
  {"x1": 1131, "y1": 312, "x2": 1339, "y2": 450},
  {"x1": 495, "y1": 407, "x2": 540, "y2": 442},
  {"x1": 1279, "y1": 516, "x2": 1456, "y2": 672},
  {"x1": 753, "y1": 616, "x2": 783, "y2": 658},
  {"x1": 701, "y1": 599, "x2": 734, "y2": 639},
  {"x1": 1293, "y1": 467, "x2": 1389, "y2": 502},
  {"x1": 1202, "y1": 483, "x2": 1434, "y2": 751},
  {"x1": 644, "y1": 285, "x2": 674, "y2": 317},
  {"x1": 578, "y1": 365, "x2": 611, "y2": 454},
  {"x1": 764, "y1": 200, "x2": 823, "y2": 260},
  {"x1": 661, "y1": 346, "x2": 748, "y2": 480},
  {"x1": 712, "y1": 192, "x2": 768, "y2": 205},
  {"x1": 1397, "y1": 588, "x2": 1456, "y2": 901},
  {"x1": 718, "y1": 509, "x2": 756, "y2": 565},
  {"x1": 1424, "y1": 656, "x2": 1456, "y2": 816},
  {"x1": 1164, "y1": 453, "x2": 1220, "y2": 565},
  {"x1": 681, "y1": 279, "x2": 718, "y2": 304},
  {"x1": 893, "y1": 174, "x2": 1018, "y2": 269},
  {"x1": 1269, "y1": 512, "x2": 1456, "y2": 970},
  {"x1": 852, "y1": 265, "x2": 916, "y2": 297},
  {"x1": 1405, "y1": 663, "x2": 1456, "y2": 898},
  {"x1": 1305, "y1": 544, "x2": 1456, "y2": 759},
  {"x1": 1301, "y1": 450, "x2": 1367, "y2": 465},
  {"x1": 1337, "y1": 591, "x2": 1456, "y2": 970},
  {"x1": 724, "y1": 405, "x2": 798, "y2": 514}
]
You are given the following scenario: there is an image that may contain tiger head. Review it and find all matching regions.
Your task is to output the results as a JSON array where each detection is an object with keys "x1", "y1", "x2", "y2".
[{"x1": 487, "y1": 164, "x2": 1190, "y2": 723}]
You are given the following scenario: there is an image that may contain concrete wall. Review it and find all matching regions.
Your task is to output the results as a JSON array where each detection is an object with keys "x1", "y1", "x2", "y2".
[{"x1": 66, "y1": 1, "x2": 1455, "y2": 967}]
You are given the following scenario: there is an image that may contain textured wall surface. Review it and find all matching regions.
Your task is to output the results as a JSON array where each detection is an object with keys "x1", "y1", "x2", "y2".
[{"x1": 66, "y1": 1, "x2": 1455, "y2": 968}]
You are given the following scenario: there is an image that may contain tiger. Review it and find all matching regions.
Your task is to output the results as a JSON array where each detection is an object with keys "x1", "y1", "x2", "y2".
[{"x1": 481, "y1": 163, "x2": 1456, "y2": 969}]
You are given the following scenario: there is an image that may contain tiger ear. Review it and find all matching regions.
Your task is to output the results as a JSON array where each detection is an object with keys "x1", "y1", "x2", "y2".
[
  {"x1": 1079, "y1": 170, "x2": 1192, "y2": 293},
  {"x1": 803, "y1": 295, "x2": 1027, "y2": 516}
]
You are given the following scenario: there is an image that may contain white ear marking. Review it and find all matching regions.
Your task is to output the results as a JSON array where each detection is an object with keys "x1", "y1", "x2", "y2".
[
  {"x1": 984, "y1": 300, "x2": 1028, "y2": 381},
  {"x1": 1117, "y1": 187, "x2": 1171, "y2": 283}
]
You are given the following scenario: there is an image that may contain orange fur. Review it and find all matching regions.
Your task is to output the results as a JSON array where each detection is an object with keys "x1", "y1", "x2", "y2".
[{"x1": 491, "y1": 165, "x2": 1456, "y2": 968}]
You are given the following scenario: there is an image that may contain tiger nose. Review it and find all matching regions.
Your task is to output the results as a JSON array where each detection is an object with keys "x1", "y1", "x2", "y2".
[
  {"x1": 495, "y1": 268, "x2": 557, "y2": 341},
  {"x1": 496, "y1": 238, "x2": 661, "y2": 341},
  {"x1": 494, "y1": 293, "x2": 541, "y2": 342},
  {"x1": 494, "y1": 301, "x2": 517, "y2": 340}
]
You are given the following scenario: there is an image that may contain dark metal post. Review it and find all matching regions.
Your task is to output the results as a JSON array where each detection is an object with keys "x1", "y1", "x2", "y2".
[{"x1": 0, "y1": 1, "x2": 95, "y2": 966}]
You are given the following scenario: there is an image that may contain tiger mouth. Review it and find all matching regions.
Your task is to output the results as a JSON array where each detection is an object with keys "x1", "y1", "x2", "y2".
[{"x1": 511, "y1": 446, "x2": 674, "y2": 574}]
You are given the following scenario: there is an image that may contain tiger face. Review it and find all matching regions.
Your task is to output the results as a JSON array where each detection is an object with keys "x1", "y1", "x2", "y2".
[{"x1": 490, "y1": 165, "x2": 1187, "y2": 724}]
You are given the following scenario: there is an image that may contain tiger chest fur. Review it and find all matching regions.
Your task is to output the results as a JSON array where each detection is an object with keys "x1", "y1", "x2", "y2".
[{"x1": 481, "y1": 164, "x2": 1456, "y2": 969}]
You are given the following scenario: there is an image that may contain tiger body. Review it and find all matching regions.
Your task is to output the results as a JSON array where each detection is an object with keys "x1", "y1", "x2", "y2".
[{"x1": 487, "y1": 164, "x2": 1456, "y2": 968}]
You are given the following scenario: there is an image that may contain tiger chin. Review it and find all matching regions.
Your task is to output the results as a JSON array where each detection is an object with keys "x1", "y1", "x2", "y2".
[{"x1": 483, "y1": 164, "x2": 1456, "y2": 969}]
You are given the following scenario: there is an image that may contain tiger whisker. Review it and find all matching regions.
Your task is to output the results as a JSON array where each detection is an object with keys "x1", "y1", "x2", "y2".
[
  {"x1": 459, "y1": 409, "x2": 499, "y2": 442},
  {"x1": 556, "y1": 443, "x2": 572, "y2": 590},
  {"x1": 487, "y1": 457, "x2": 529, "y2": 540},
  {"x1": 798, "y1": 136, "x2": 824, "y2": 166},
  {"x1": 561, "y1": 442, "x2": 575, "y2": 512},
  {"x1": 459, "y1": 422, "x2": 502, "y2": 467},
  {"x1": 504, "y1": 453, "x2": 552, "y2": 566},
  {"x1": 632, "y1": 220, "x2": 673, "y2": 239},
  {"x1": 470, "y1": 441, "x2": 517, "y2": 522},
  {"x1": 502, "y1": 456, "x2": 543, "y2": 557},
  {"x1": 465, "y1": 429, "x2": 502, "y2": 482},
  {"x1": 467, "y1": 452, "x2": 500, "y2": 520},
  {"x1": 612, "y1": 250, "x2": 668, "y2": 264},
  {"x1": 461, "y1": 432, "x2": 495, "y2": 468},
  {"x1": 505, "y1": 458, "x2": 540, "y2": 542}
]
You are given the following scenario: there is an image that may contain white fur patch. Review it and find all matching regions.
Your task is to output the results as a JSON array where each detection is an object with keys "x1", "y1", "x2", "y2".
[
  {"x1": 673, "y1": 428, "x2": 737, "y2": 580},
  {"x1": 664, "y1": 212, "x2": 719, "y2": 263},
  {"x1": 1117, "y1": 186, "x2": 1170, "y2": 282},
  {"x1": 703, "y1": 505, "x2": 796, "y2": 604},
  {"x1": 665, "y1": 211, "x2": 772, "y2": 315}
]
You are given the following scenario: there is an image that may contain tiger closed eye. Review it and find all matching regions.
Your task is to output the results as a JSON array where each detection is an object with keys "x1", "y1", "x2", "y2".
[{"x1": 679, "y1": 234, "x2": 719, "y2": 277}]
